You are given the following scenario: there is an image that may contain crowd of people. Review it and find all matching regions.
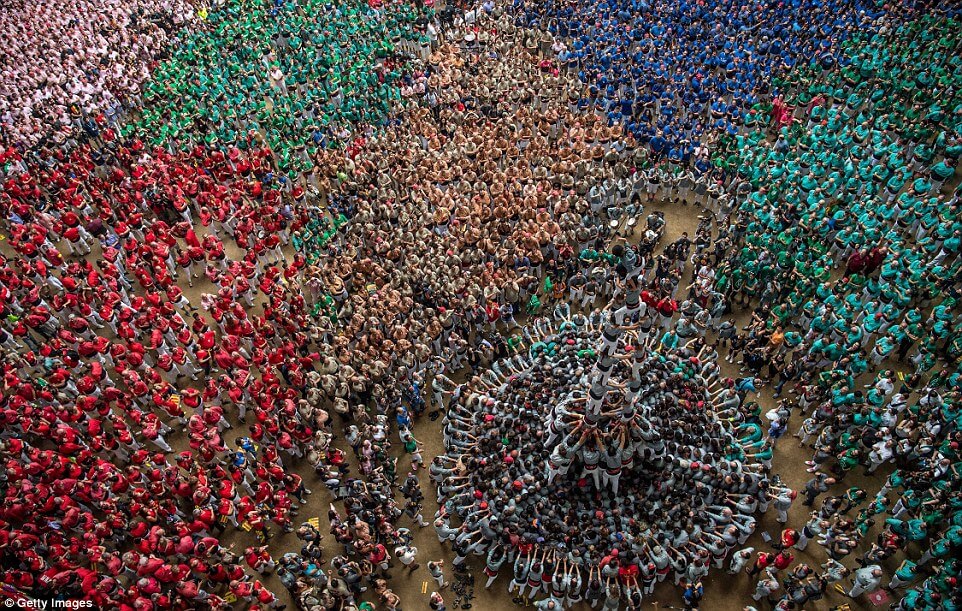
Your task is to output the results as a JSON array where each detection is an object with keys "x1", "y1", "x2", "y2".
[
  {"x1": 0, "y1": 0, "x2": 960, "y2": 609},
  {"x1": 129, "y1": 0, "x2": 431, "y2": 175},
  {"x1": 700, "y1": 7, "x2": 962, "y2": 609},
  {"x1": 0, "y1": 0, "x2": 196, "y2": 149},
  {"x1": 512, "y1": 0, "x2": 888, "y2": 157},
  {"x1": 437, "y1": 306, "x2": 776, "y2": 609}
]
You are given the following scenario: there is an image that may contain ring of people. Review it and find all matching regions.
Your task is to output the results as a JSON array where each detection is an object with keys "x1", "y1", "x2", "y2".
[{"x1": 0, "y1": 0, "x2": 960, "y2": 611}]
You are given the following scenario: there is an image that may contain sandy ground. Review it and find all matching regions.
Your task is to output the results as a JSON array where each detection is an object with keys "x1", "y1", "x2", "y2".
[{"x1": 154, "y1": 193, "x2": 890, "y2": 611}]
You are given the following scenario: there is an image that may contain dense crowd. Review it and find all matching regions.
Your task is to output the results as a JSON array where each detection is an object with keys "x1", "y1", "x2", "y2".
[
  {"x1": 703, "y1": 8, "x2": 962, "y2": 609},
  {"x1": 0, "y1": 0, "x2": 960, "y2": 610},
  {"x1": 437, "y1": 308, "x2": 775, "y2": 608},
  {"x1": 512, "y1": 0, "x2": 887, "y2": 155},
  {"x1": 129, "y1": 0, "x2": 430, "y2": 175},
  {"x1": 0, "y1": 0, "x2": 196, "y2": 148}
]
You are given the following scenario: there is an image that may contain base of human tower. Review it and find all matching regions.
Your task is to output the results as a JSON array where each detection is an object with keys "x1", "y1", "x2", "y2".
[{"x1": 436, "y1": 288, "x2": 769, "y2": 602}]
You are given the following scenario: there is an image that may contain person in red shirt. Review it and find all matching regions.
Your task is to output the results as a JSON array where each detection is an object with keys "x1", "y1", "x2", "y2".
[
  {"x1": 772, "y1": 550, "x2": 794, "y2": 572},
  {"x1": 747, "y1": 551, "x2": 774, "y2": 577}
]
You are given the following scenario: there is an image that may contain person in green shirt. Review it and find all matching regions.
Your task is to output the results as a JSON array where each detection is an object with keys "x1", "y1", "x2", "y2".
[
  {"x1": 888, "y1": 559, "x2": 918, "y2": 589},
  {"x1": 930, "y1": 158, "x2": 956, "y2": 191}
]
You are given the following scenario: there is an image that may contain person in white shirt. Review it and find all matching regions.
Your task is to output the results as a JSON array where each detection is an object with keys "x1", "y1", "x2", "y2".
[
  {"x1": 394, "y1": 544, "x2": 420, "y2": 572},
  {"x1": 427, "y1": 560, "x2": 447, "y2": 589},
  {"x1": 847, "y1": 565, "x2": 882, "y2": 598},
  {"x1": 728, "y1": 547, "x2": 754, "y2": 574}
]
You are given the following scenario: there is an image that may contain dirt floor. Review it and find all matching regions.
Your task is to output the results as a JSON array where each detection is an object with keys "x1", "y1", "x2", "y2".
[{"x1": 148, "y1": 192, "x2": 891, "y2": 611}]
